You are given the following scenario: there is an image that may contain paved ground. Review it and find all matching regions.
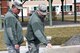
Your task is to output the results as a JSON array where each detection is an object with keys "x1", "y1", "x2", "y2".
[
  {"x1": 1, "y1": 45, "x2": 80, "y2": 53},
  {"x1": 0, "y1": 46, "x2": 46, "y2": 53}
]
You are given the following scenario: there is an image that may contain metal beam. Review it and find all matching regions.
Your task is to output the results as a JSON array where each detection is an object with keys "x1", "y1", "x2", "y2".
[
  {"x1": 74, "y1": 0, "x2": 77, "y2": 23},
  {"x1": 49, "y1": 0, "x2": 52, "y2": 26},
  {"x1": 0, "y1": 2, "x2": 1, "y2": 29},
  {"x1": 61, "y1": 0, "x2": 64, "y2": 21},
  {"x1": 21, "y1": 0, "x2": 24, "y2": 22}
]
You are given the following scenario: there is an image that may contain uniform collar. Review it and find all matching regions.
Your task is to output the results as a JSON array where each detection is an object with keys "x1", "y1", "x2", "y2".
[
  {"x1": 35, "y1": 12, "x2": 44, "y2": 22},
  {"x1": 9, "y1": 9, "x2": 18, "y2": 19}
]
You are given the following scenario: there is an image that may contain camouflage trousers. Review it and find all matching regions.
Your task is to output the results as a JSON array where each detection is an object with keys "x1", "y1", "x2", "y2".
[
  {"x1": 6, "y1": 44, "x2": 20, "y2": 53},
  {"x1": 27, "y1": 42, "x2": 39, "y2": 53}
]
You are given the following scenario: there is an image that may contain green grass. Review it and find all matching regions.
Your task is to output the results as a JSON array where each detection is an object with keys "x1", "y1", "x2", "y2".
[
  {"x1": 19, "y1": 17, "x2": 29, "y2": 22},
  {"x1": 44, "y1": 15, "x2": 80, "y2": 21},
  {"x1": 1, "y1": 27, "x2": 80, "y2": 50},
  {"x1": 56, "y1": 15, "x2": 80, "y2": 21},
  {"x1": 0, "y1": 32, "x2": 7, "y2": 51},
  {"x1": 44, "y1": 27, "x2": 80, "y2": 45},
  {"x1": 19, "y1": 15, "x2": 80, "y2": 22},
  {"x1": 18, "y1": 15, "x2": 80, "y2": 22}
]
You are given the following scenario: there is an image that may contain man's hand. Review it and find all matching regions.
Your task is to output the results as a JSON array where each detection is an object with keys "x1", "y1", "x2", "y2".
[
  {"x1": 15, "y1": 44, "x2": 20, "y2": 49},
  {"x1": 46, "y1": 43, "x2": 53, "y2": 48}
]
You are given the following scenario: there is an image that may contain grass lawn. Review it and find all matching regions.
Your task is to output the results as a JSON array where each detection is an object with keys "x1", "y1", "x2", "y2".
[
  {"x1": 56, "y1": 15, "x2": 80, "y2": 21},
  {"x1": 1, "y1": 27, "x2": 80, "y2": 50},
  {"x1": 45, "y1": 27, "x2": 80, "y2": 45},
  {"x1": 19, "y1": 15, "x2": 80, "y2": 22}
]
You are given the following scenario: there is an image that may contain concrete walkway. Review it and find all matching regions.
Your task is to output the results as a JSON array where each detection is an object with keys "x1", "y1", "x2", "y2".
[
  {"x1": 0, "y1": 45, "x2": 80, "y2": 53},
  {"x1": 1, "y1": 23, "x2": 80, "y2": 32}
]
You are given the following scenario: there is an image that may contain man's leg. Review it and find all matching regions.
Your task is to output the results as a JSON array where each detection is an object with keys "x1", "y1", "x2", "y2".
[
  {"x1": 7, "y1": 44, "x2": 20, "y2": 53},
  {"x1": 7, "y1": 45, "x2": 16, "y2": 53},
  {"x1": 27, "y1": 42, "x2": 39, "y2": 53},
  {"x1": 15, "y1": 48, "x2": 20, "y2": 53},
  {"x1": 35, "y1": 44, "x2": 39, "y2": 53}
]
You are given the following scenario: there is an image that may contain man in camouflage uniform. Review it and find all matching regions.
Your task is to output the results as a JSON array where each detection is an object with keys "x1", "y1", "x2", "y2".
[
  {"x1": 4, "y1": 1, "x2": 24, "y2": 53},
  {"x1": 25, "y1": 3, "x2": 52, "y2": 53}
]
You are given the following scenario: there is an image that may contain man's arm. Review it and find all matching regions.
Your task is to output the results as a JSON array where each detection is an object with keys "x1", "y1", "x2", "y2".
[
  {"x1": 4, "y1": 17, "x2": 18, "y2": 45},
  {"x1": 31, "y1": 22, "x2": 48, "y2": 45},
  {"x1": 31, "y1": 22, "x2": 53, "y2": 48}
]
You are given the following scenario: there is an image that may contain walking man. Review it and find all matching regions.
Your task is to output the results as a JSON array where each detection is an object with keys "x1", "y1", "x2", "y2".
[
  {"x1": 4, "y1": 1, "x2": 24, "y2": 53},
  {"x1": 25, "y1": 3, "x2": 52, "y2": 53}
]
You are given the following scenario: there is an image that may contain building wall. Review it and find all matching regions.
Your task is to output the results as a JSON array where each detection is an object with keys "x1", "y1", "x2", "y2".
[
  {"x1": 19, "y1": 0, "x2": 48, "y2": 16},
  {"x1": 72, "y1": 0, "x2": 80, "y2": 15},
  {"x1": 1, "y1": 0, "x2": 79, "y2": 16},
  {"x1": 1, "y1": 0, "x2": 8, "y2": 15},
  {"x1": 22, "y1": 0, "x2": 73, "y2": 15},
  {"x1": 76, "y1": 3, "x2": 80, "y2": 12}
]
